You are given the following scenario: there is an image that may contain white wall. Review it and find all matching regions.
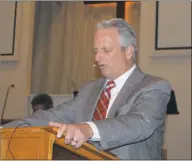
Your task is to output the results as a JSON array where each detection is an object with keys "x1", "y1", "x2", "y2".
[
  {"x1": 139, "y1": 1, "x2": 191, "y2": 159},
  {"x1": 0, "y1": 2, "x2": 35, "y2": 119}
]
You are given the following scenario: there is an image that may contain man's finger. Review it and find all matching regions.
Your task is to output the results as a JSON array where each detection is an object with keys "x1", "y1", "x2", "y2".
[
  {"x1": 70, "y1": 140, "x2": 77, "y2": 147},
  {"x1": 48, "y1": 121, "x2": 62, "y2": 128},
  {"x1": 65, "y1": 128, "x2": 74, "y2": 144},
  {"x1": 74, "y1": 141, "x2": 83, "y2": 149},
  {"x1": 57, "y1": 124, "x2": 67, "y2": 138}
]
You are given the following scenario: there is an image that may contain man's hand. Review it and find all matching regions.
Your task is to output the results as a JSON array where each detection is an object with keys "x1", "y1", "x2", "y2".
[{"x1": 49, "y1": 121, "x2": 94, "y2": 149}]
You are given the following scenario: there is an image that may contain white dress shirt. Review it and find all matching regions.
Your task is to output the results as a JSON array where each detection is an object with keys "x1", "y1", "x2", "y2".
[{"x1": 86, "y1": 64, "x2": 136, "y2": 141}]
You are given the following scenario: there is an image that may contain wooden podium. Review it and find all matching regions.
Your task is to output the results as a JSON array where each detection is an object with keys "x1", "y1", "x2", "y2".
[{"x1": 0, "y1": 126, "x2": 119, "y2": 160}]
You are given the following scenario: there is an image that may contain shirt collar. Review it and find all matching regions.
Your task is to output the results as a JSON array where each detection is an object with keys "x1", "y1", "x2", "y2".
[{"x1": 106, "y1": 64, "x2": 136, "y2": 91}]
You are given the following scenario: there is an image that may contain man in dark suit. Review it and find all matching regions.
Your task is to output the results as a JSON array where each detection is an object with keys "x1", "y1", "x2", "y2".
[{"x1": 1, "y1": 18, "x2": 171, "y2": 159}]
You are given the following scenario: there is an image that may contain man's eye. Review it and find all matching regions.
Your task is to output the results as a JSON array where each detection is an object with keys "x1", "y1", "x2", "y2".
[
  {"x1": 94, "y1": 49, "x2": 98, "y2": 54},
  {"x1": 104, "y1": 48, "x2": 111, "y2": 53}
]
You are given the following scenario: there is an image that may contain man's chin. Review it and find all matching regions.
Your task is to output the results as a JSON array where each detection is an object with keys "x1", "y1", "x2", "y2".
[{"x1": 100, "y1": 70, "x2": 111, "y2": 79}]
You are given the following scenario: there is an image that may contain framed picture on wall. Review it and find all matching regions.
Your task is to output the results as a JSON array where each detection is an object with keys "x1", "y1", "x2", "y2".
[
  {"x1": 0, "y1": 1, "x2": 17, "y2": 57},
  {"x1": 155, "y1": 1, "x2": 192, "y2": 50}
]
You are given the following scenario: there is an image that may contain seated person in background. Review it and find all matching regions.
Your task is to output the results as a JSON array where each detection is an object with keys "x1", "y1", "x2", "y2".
[{"x1": 31, "y1": 94, "x2": 53, "y2": 113}]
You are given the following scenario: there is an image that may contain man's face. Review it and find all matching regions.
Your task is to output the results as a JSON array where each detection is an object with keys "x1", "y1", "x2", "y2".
[
  {"x1": 94, "y1": 28, "x2": 132, "y2": 80},
  {"x1": 32, "y1": 104, "x2": 44, "y2": 113}
]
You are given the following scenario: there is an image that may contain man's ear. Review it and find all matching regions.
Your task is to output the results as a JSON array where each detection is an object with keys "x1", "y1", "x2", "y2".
[{"x1": 125, "y1": 45, "x2": 134, "y2": 60}]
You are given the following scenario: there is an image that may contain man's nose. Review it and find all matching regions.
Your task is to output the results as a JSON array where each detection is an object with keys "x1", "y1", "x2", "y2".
[{"x1": 95, "y1": 52, "x2": 102, "y2": 62}]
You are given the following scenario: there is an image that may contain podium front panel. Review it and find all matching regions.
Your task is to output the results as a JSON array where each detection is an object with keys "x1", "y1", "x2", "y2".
[{"x1": 0, "y1": 127, "x2": 55, "y2": 160}]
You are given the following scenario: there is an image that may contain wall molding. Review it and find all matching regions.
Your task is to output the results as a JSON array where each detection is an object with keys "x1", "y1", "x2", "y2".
[{"x1": 150, "y1": 52, "x2": 191, "y2": 60}]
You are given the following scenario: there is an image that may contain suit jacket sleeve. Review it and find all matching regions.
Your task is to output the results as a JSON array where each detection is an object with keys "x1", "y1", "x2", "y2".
[
  {"x1": 93, "y1": 80, "x2": 172, "y2": 150},
  {"x1": 1, "y1": 84, "x2": 90, "y2": 128}
]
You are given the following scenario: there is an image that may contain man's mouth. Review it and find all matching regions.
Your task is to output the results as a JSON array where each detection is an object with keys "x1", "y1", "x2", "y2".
[{"x1": 98, "y1": 64, "x2": 105, "y2": 68}]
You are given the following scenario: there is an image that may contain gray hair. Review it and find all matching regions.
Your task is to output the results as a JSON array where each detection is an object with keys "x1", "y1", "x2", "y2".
[{"x1": 96, "y1": 18, "x2": 137, "y2": 61}]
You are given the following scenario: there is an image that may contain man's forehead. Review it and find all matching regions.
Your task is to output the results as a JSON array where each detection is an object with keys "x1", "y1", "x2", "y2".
[
  {"x1": 95, "y1": 36, "x2": 113, "y2": 42},
  {"x1": 95, "y1": 28, "x2": 118, "y2": 37},
  {"x1": 94, "y1": 38, "x2": 114, "y2": 49},
  {"x1": 94, "y1": 31, "x2": 119, "y2": 46}
]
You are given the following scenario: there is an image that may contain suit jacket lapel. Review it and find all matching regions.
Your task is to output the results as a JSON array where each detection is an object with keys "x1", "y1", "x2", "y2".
[
  {"x1": 84, "y1": 78, "x2": 106, "y2": 121},
  {"x1": 107, "y1": 67, "x2": 145, "y2": 118}
]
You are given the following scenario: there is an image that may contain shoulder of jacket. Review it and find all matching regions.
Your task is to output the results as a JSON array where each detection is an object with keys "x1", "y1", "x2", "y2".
[
  {"x1": 79, "y1": 77, "x2": 105, "y2": 91},
  {"x1": 141, "y1": 74, "x2": 172, "y2": 91}
]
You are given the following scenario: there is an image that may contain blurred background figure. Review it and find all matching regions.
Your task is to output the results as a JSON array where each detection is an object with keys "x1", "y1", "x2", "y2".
[{"x1": 31, "y1": 94, "x2": 53, "y2": 113}]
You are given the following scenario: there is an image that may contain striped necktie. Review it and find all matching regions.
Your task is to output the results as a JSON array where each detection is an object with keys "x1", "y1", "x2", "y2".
[{"x1": 93, "y1": 81, "x2": 116, "y2": 120}]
